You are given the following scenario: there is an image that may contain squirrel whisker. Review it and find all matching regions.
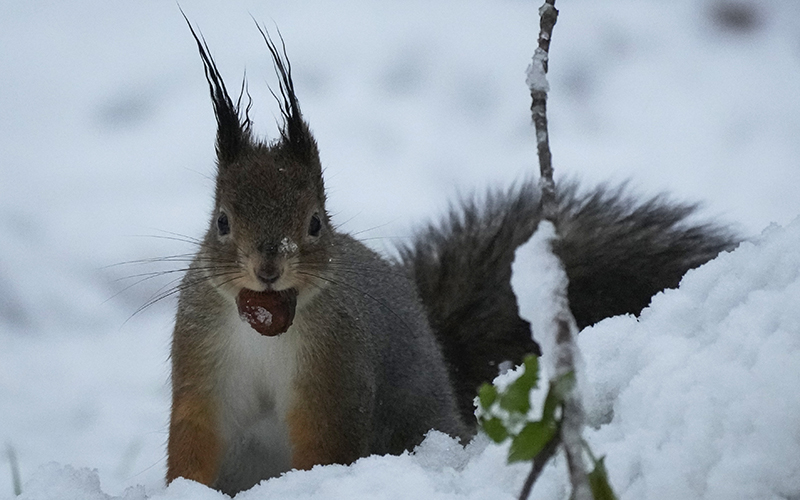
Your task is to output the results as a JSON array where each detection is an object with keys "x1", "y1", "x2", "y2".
[
  {"x1": 126, "y1": 269, "x2": 243, "y2": 322},
  {"x1": 293, "y1": 260, "x2": 411, "y2": 281},
  {"x1": 294, "y1": 270, "x2": 416, "y2": 335}
]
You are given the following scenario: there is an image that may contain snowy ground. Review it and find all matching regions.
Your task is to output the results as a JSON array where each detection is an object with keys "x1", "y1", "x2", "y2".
[{"x1": 2, "y1": 0, "x2": 799, "y2": 498}]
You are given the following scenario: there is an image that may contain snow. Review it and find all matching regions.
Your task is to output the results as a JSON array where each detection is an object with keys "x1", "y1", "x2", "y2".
[
  {"x1": 511, "y1": 220, "x2": 581, "y2": 381},
  {"x1": 526, "y1": 47, "x2": 550, "y2": 93},
  {"x1": 242, "y1": 306, "x2": 273, "y2": 327},
  {"x1": 577, "y1": 219, "x2": 800, "y2": 500},
  {"x1": 511, "y1": 220, "x2": 591, "y2": 500},
  {"x1": 2, "y1": 0, "x2": 800, "y2": 499},
  {"x1": 16, "y1": 434, "x2": 530, "y2": 500},
  {"x1": 279, "y1": 237, "x2": 299, "y2": 254}
]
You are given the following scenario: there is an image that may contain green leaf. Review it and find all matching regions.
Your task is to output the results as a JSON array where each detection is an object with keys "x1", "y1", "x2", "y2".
[
  {"x1": 523, "y1": 355, "x2": 540, "y2": 390},
  {"x1": 499, "y1": 380, "x2": 530, "y2": 414},
  {"x1": 587, "y1": 456, "x2": 618, "y2": 500},
  {"x1": 480, "y1": 417, "x2": 509, "y2": 443},
  {"x1": 478, "y1": 383, "x2": 498, "y2": 411},
  {"x1": 541, "y1": 385, "x2": 560, "y2": 424},
  {"x1": 507, "y1": 420, "x2": 556, "y2": 463},
  {"x1": 499, "y1": 355, "x2": 540, "y2": 414}
]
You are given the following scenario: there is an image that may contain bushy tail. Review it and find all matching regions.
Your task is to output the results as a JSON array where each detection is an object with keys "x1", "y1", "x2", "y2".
[
  {"x1": 397, "y1": 179, "x2": 739, "y2": 424},
  {"x1": 397, "y1": 181, "x2": 541, "y2": 424}
]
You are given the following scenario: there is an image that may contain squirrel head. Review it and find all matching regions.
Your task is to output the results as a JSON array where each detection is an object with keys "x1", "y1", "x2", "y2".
[{"x1": 187, "y1": 21, "x2": 331, "y2": 302}]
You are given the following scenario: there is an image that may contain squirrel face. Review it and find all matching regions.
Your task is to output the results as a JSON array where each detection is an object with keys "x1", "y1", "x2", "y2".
[
  {"x1": 187, "y1": 23, "x2": 332, "y2": 306},
  {"x1": 207, "y1": 145, "x2": 332, "y2": 301}
]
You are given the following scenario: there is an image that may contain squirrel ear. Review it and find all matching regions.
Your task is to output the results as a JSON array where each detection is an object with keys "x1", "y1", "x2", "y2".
[
  {"x1": 255, "y1": 23, "x2": 318, "y2": 163},
  {"x1": 184, "y1": 13, "x2": 251, "y2": 165}
]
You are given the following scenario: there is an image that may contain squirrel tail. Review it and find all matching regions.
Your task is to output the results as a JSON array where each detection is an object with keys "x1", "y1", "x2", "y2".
[{"x1": 398, "y1": 179, "x2": 739, "y2": 424}]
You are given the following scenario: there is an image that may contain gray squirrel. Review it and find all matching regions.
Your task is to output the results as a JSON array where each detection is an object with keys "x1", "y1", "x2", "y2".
[{"x1": 167, "y1": 23, "x2": 738, "y2": 495}]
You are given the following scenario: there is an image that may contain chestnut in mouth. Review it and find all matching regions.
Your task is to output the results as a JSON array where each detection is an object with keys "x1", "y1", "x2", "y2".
[{"x1": 236, "y1": 288, "x2": 298, "y2": 336}]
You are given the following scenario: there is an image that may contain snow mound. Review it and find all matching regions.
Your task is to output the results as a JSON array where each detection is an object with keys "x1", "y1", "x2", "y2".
[
  {"x1": 13, "y1": 464, "x2": 146, "y2": 500},
  {"x1": 576, "y1": 217, "x2": 800, "y2": 500},
  {"x1": 14, "y1": 434, "x2": 528, "y2": 500}
]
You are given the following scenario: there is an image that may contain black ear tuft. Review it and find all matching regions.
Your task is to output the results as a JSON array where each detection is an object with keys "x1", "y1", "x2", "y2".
[
  {"x1": 182, "y1": 12, "x2": 251, "y2": 164},
  {"x1": 254, "y1": 23, "x2": 316, "y2": 160}
]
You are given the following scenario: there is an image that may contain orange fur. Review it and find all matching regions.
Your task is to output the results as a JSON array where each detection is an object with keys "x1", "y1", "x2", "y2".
[
  {"x1": 166, "y1": 394, "x2": 222, "y2": 486},
  {"x1": 286, "y1": 401, "x2": 332, "y2": 470}
]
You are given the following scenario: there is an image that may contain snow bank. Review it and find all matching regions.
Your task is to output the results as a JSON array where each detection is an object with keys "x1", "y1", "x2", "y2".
[
  {"x1": 12, "y1": 217, "x2": 800, "y2": 500},
  {"x1": 576, "y1": 218, "x2": 800, "y2": 500},
  {"x1": 14, "y1": 433, "x2": 529, "y2": 500}
]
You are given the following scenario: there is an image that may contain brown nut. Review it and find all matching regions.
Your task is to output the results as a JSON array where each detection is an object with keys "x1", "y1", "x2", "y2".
[{"x1": 236, "y1": 288, "x2": 297, "y2": 336}]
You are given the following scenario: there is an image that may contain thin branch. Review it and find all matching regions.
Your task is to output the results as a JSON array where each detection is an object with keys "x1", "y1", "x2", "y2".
[
  {"x1": 6, "y1": 443, "x2": 21, "y2": 496},
  {"x1": 518, "y1": 431, "x2": 562, "y2": 500},
  {"x1": 526, "y1": 2, "x2": 592, "y2": 499},
  {"x1": 528, "y1": 0, "x2": 559, "y2": 220}
]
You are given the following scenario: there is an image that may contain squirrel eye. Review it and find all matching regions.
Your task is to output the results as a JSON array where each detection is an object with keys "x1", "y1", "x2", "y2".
[
  {"x1": 217, "y1": 212, "x2": 230, "y2": 236},
  {"x1": 308, "y1": 213, "x2": 322, "y2": 237}
]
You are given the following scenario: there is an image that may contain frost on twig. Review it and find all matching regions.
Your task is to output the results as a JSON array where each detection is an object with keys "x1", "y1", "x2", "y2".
[
  {"x1": 526, "y1": 48, "x2": 549, "y2": 94},
  {"x1": 515, "y1": 222, "x2": 591, "y2": 500}
]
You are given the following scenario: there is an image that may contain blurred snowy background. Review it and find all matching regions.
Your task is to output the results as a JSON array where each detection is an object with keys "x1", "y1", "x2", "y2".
[{"x1": 1, "y1": 0, "x2": 799, "y2": 498}]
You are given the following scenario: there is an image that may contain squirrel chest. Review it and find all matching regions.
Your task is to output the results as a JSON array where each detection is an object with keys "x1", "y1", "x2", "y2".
[{"x1": 211, "y1": 304, "x2": 303, "y2": 492}]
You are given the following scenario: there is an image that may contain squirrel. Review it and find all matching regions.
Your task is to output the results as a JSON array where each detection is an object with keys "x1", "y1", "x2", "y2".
[{"x1": 167, "y1": 21, "x2": 738, "y2": 496}]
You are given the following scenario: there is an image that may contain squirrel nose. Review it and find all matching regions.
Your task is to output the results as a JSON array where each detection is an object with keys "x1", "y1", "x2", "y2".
[{"x1": 257, "y1": 265, "x2": 281, "y2": 286}]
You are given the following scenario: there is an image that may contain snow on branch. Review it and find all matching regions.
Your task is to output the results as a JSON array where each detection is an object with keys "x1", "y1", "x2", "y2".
[
  {"x1": 478, "y1": 2, "x2": 618, "y2": 499},
  {"x1": 527, "y1": 1, "x2": 592, "y2": 499}
]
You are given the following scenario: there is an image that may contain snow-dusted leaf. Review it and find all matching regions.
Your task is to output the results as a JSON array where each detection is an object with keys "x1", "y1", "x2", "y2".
[
  {"x1": 499, "y1": 356, "x2": 539, "y2": 414},
  {"x1": 478, "y1": 383, "x2": 498, "y2": 411},
  {"x1": 480, "y1": 417, "x2": 509, "y2": 443},
  {"x1": 507, "y1": 420, "x2": 556, "y2": 463}
]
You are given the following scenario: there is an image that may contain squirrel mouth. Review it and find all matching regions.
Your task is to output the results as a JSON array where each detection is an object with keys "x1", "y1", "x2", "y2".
[{"x1": 236, "y1": 288, "x2": 298, "y2": 337}]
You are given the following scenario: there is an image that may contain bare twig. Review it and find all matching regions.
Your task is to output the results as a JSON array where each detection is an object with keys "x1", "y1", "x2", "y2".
[
  {"x1": 526, "y1": 2, "x2": 592, "y2": 499},
  {"x1": 518, "y1": 429, "x2": 562, "y2": 500},
  {"x1": 528, "y1": 0, "x2": 559, "y2": 220}
]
